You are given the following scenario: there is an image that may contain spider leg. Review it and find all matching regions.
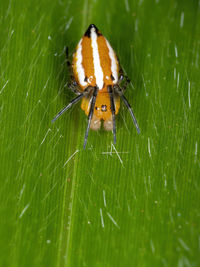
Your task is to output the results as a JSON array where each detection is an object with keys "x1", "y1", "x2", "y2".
[
  {"x1": 107, "y1": 85, "x2": 116, "y2": 144},
  {"x1": 66, "y1": 47, "x2": 80, "y2": 94},
  {"x1": 114, "y1": 84, "x2": 140, "y2": 134},
  {"x1": 52, "y1": 86, "x2": 93, "y2": 123},
  {"x1": 52, "y1": 94, "x2": 83, "y2": 123},
  {"x1": 83, "y1": 87, "x2": 98, "y2": 149},
  {"x1": 120, "y1": 94, "x2": 140, "y2": 134}
]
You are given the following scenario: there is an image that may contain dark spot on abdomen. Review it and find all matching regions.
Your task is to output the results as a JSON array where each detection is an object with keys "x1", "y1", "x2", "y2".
[{"x1": 101, "y1": 105, "x2": 107, "y2": 112}]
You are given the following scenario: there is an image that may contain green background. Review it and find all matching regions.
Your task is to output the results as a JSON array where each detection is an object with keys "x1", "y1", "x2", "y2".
[{"x1": 1, "y1": 0, "x2": 200, "y2": 266}]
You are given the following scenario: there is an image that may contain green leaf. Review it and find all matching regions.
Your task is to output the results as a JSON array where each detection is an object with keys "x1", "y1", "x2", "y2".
[{"x1": 1, "y1": 0, "x2": 200, "y2": 266}]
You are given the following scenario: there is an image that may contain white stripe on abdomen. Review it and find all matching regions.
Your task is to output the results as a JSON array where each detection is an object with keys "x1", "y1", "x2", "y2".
[
  {"x1": 91, "y1": 28, "x2": 104, "y2": 90},
  {"x1": 105, "y1": 39, "x2": 118, "y2": 84},
  {"x1": 76, "y1": 39, "x2": 88, "y2": 87}
]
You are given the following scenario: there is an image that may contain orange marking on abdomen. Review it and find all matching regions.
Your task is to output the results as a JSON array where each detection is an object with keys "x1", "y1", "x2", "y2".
[
  {"x1": 81, "y1": 36, "x2": 96, "y2": 87},
  {"x1": 81, "y1": 89, "x2": 120, "y2": 121},
  {"x1": 97, "y1": 36, "x2": 113, "y2": 87}
]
